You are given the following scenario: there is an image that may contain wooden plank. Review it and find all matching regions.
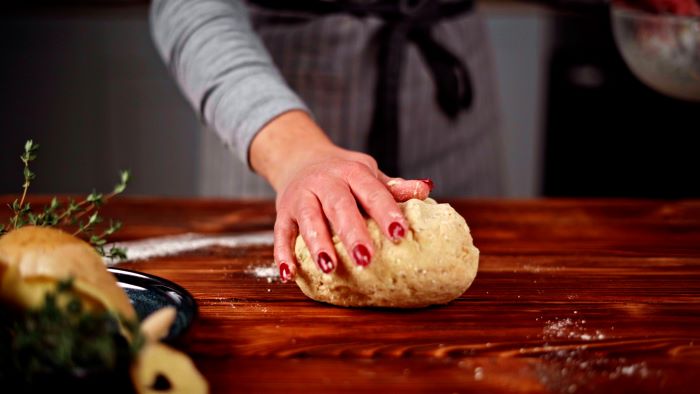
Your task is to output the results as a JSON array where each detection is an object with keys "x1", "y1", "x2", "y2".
[{"x1": 2, "y1": 196, "x2": 699, "y2": 392}]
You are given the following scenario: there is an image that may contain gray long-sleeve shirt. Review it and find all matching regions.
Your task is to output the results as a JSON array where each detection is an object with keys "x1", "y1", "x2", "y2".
[
  {"x1": 149, "y1": 0, "x2": 308, "y2": 165},
  {"x1": 151, "y1": 0, "x2": 504, "y2": 197}
]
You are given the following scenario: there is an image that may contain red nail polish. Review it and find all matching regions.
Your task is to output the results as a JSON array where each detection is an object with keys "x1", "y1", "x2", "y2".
[
  {"x1": 389, "y1": 222, "x2": 405, "y2": 241},
  {"x1": 279, "y1": 262, "x2": 291, "y2": 283},
  {"x1": 352, "y1": 244, "x2": 372, "y2": 267},
  {"x1": 317, "y1": 252, "x2": 335, "y2": 274},
  {"x1": 420, "y1": 178, "x2": 434, "y2": 191}
]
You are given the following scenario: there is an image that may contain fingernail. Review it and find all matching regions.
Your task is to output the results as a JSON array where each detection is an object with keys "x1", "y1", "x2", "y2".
[
  {"x1": 317, "y1": 252, "x2": 335, "y2": 274},
  {"x1": 352, "y1": 244, "x2": 372, "y2": 267},
  {"x1": 279, "y1": 262, "x2": 292, "y2": 283},
  {"x1": 389, "y1": 222, "x2": 405, "y2": 241},
  {"x1": 420, "y1": 178, "x2": 434, "y2": 191}
]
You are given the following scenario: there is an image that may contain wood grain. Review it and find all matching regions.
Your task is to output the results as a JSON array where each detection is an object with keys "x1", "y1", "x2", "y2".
[{"x1": 2, "y1": 196, "x2": 699, "y2": 393}]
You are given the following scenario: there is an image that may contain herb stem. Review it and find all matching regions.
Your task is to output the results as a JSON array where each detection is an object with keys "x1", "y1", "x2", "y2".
[
  {"x1": 11, "y1": 140, "x2": 39, "y2": 229},
  {"x1": 17, "y1": 185, "x2": 29, "y2": 216},
  {"x1": 57, "y1": 199, "x2": 89, "y2": 225},
  {"x1": 3, "y1": 141, "x2": 129, "y2": 259},
  {"x1": 11, "y1": 189, "x2": 28, "y2": 229}
]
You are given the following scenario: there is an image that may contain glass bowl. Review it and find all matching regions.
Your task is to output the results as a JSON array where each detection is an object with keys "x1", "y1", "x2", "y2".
[{"x1": 611, "y1": 4, "x2": 700, "y2": 101}]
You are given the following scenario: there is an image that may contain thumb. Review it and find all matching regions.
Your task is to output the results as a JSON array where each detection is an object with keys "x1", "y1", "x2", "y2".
[{"x1": 378, "y1": 171, "x2": 434, "y2": 202}]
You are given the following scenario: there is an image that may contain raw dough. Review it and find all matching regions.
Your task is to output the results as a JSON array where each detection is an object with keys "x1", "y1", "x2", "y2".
[{"x1": 294, "y1": 198, "x2": 479, "y2": 308}]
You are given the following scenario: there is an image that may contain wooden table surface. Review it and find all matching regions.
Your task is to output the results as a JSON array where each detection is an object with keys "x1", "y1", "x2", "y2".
[{"x1": 6, "y1": 197, "x2": 700, "y2": 393}]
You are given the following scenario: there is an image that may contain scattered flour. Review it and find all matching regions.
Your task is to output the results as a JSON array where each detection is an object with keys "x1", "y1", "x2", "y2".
[
  {"x1": 104, "y1": 231, "x2": 274, "y2": 264},
  {"x1": 537, "y1": 314, "x2": 652, "y2": 393},
  {"x1": 543, "y1": 317, "x2": 606, "y2": 341},
  {"x1": 474, "y1": 367, "x2": 484, "y2": 381},
  {"x1": 245, "y1": 263, "x2": 279, "y2": 280}
]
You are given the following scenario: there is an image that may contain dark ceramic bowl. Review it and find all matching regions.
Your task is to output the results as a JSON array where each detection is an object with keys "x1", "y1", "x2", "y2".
[{"x1": 109, "y1": 267, "x2": 197, "y2": 341}]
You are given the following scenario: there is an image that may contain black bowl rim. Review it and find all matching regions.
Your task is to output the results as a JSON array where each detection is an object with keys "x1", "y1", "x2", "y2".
[{"x1": 108, "y1": 267, "x2": 198, "y2": 340}]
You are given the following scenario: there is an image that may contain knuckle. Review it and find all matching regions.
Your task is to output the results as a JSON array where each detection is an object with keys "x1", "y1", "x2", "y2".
[
  {"x1": 343, "y1": 161, "x2": 369, "y2": 176},
  {"x1": 273, "y1": 244, "x2": 286, "y2": 260},
  {"x1": 296, "y1": 203, "x2": 320, "y2": 224},
  {"x1": 273, "y1": 222, "x2": 286, "y2": 235},
  {"x1": 273, "y1": 237, "x2": 289, "y2": 260},
  {"x1": 360, "y1": 154, "x2": 378, "y2": 169},
  {"x1": 347, "y1": 151, "x2": 376, "y2": 166},
  {"x1": 274, "y1": 216, "x2": 291, "y2": 232},
  {"x1": 303, "y1": 171, "x2": 327, "y2": 186},
  {"x1": 333, "y1": 214, "x2": 366, "y2": 242},
  {"x1": 354, "y1": 153, "x2": 378, "y2": 172},
  {"x1": 274, "y1": 218, "x2": 297, "y2": 241},
  {"x1": 296, "y1": 214, "x2": 317, "y2": 235},
  {"x1": 276, "y1": 190, "x2": 297, "y2": 210},
  {"x1": 328, "y1": 194, "x2": 355, "y2": 215},
  {"x1": 365, "y1": 188, "x2": 388, "y2": 206}
]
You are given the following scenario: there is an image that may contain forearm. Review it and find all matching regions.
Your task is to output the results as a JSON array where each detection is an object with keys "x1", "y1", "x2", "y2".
[{"x1": 149, "y1": 0, "x2": 309, "y2": 166}]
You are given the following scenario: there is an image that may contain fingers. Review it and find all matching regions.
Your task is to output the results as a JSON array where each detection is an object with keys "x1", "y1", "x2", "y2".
[
  {"x1": 272, "y1": 152, "x2": 436, "y2": 279},
  {"x1": 315, "y1": 180, "x2": 375, "y2": 267},
  {"x1": 273, "y1": 214, "x2": 298, "y2": 283},
  {"x1": 378, "y1": 172, "x2": 434, "y2": 202},
  {"x1": 347, "y1": 171, "x2": 409, "y2": 244},
  {"x1": 295, "y1": 192, "x2": 337, "y2": 274}
]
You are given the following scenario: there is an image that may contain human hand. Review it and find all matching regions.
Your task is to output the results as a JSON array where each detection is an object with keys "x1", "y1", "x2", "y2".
[
  {"x1": 272, "y1": 147, "x2": 432, "y2": 282},
  {"x1": 249, "y1": 111, "x2": 432, "y2": 283}
]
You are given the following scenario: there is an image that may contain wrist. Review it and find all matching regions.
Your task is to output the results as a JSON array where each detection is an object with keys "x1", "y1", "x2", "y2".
[{"x1": 250, "y1": 110, "x2": 339, "y2": 191}]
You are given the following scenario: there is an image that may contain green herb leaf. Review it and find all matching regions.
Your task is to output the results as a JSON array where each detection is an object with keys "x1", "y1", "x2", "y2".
[
  {"x1": 105, "y1": 247, "x2": 128, "y2": 261},
  {"x1": 112, "y1": 171, "x2": 131, "y2": 195},
  {"x1": 3, "y1": 140, "x2": 128, "y2": 258}
]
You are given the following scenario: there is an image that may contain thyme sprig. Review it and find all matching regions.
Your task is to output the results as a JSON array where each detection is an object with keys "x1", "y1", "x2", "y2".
[{"x1": 1, "y1": 140, "x2": 130, "y2": 260}]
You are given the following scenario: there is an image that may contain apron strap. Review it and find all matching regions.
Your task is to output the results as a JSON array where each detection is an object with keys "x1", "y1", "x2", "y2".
[{"x1": 249, "y1": 0, "x2": 474, "y2": 176}]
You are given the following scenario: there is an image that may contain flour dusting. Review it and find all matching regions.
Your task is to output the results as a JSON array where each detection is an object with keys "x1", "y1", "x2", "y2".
[
  {"x1": 245, "y1": 262, "x2": 280, "y2": 281},
  {"x1": 537, "y1": 314, "x2": 653, "y2": 393},
  {"x1": 543, "y1": 317, "x2": 606, "y2": 341},
  {"x1": 104, "y1": 231, "x2": 273, "y2": 265}
]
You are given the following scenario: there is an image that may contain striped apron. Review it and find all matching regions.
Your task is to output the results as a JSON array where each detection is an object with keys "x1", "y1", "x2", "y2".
[{"x1": 199, "y1": 1, "x2": 504, "y2": 198}]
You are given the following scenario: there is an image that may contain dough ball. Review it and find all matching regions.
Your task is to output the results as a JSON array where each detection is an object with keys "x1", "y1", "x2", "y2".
[{"x1": 293, "y1": 198, "x2": 479, "y2": 308}]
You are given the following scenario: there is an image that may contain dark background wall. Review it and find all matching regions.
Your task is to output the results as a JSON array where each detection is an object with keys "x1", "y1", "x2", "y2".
[
  {"x1": 1, "y1": 2, "x2": 697, "y2": 199},
  {"x1": 542, "y1": 4, "x2": 700, "y2": 198},
  {"x1": 0, "y1": 6, "x2": 200, "y2": 197}
]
